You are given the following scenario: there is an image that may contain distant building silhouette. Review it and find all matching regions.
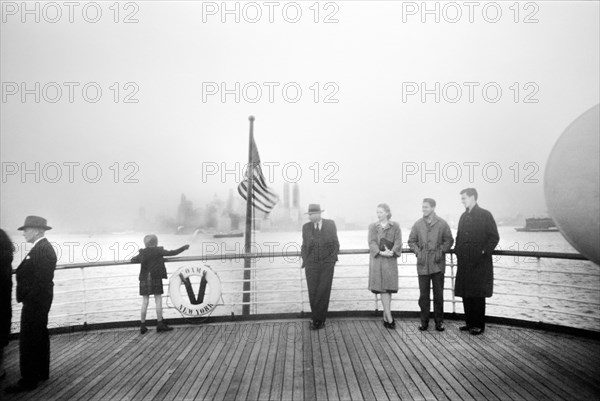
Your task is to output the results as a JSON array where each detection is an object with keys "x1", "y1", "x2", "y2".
[
  {"x1": 292, "y1": 183, "x2": 300, "y2": 209},
  {"x1": 283, "y1": 182, "x2": 290, "y2": 209}
]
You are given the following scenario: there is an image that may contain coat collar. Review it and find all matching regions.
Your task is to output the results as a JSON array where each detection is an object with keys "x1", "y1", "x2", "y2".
[
  {"x1": 423, "y1": 212, "x2": 439, "y2": 226},
  {"x1": 20, "y1": 237, "x2": 47, "y2": 264},
  {"x1": 376, "y1": 220, "x2": 395, "y2": 231},
  {"x1": 466, "y1": 204, "x2": 481, "y2": 214},
  {"x1": 30, "y1": 236, "x2": 46, "y2": 249}
]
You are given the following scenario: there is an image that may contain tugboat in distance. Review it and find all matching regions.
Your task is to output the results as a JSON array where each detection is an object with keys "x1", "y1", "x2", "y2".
[
  {"x1": 515, "y1": 217, "x2": 559, "y2": 232},
  {"x1": 213, "y1": 231, "x2": 244, "y2": 238}
]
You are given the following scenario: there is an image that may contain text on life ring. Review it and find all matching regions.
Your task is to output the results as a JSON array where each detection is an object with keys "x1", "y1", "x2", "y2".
[{"x1": 169, "y1": 265, "x2": 221, "y2": 316}]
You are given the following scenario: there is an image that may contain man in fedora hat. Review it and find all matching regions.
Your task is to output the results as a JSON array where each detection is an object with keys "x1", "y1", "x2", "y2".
[
  {"x1": 5, "y1": 216, "x2": 57, "y2": 393},
  {"x1": 301, "y1": 204, "x2": 340, "y2": 330}
]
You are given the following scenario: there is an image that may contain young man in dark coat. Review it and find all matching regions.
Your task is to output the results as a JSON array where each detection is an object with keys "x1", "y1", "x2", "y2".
[
  {"x1": 301, "y1": 204, "x2": 340, "y2": 330},
  {"x1": 5, "y1": 216, "x2": 57, "y2": 393},
  {"x1": 454, "y1": 189, "x2": 500, "y2": 335}
]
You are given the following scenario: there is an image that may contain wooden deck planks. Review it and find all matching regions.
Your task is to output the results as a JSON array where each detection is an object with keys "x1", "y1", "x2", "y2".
[
  {"x1": 38, "y1": 331, "x2": 122, "y2": 400},
  {"x1": 309, "y1": 325, "x2": 329, "y2": 399},
  {"x1": 150, "y1": 325, "x2": 213, "y2": 400},
  {"x1": 524, "y1": 329, "x2": 600, "y2": 388},
  {"x1": 323, "y1": 322, "x2": 352, "y2": 401},
  {"x1": 371, "y1": 320, "x2": 435, "y2": 400},
  {"x1": 316, "y1": 323, "x2": 341, "y2": 400},
  {"x1": 292, "y1": 322, "x2": 304, "y2": 401},
  {"x1": 483, "y1": 329, "x2": 574, "y2": 400},
  {"x1": 171, "y1": 325, "x2": 231, "y2": 401},
  {"x1": 423, "y1": 328, "x2": 501, "y2": 401},
  {"x1": 1, "y1": 317, "x2": 599, "y2": 401},
  {"x1": 490, "y1": 327, "x2": 599, "y2": 400},
  {"x1": 447, "y1": 325, "x2": 526, "y2": 400},
  {"x1": 55, "y1": 330, "x2": 142, "y2": 401},
  {"x1": 349, "y1": 320, "x2": 401, "y2": 400},
  {"x1": 196, "y1": 324, "x2": 247, "y2": 400},
  {"x1": 244, "y1": 323, "x2": 277, "y2": 401},
  {"x1": 87, "y1": 330, "x2": 167, "y2": 400},
  {"x1": 468, "y1": 328, "x2": 561, "y2": 400},
  {"x1": 331, "y1": 322, "x2": 363, "y2": 401},
  {"x1": 338, "y1": 320, "x2": 377, "y2": 400},
  {"x1": 357, "y1": 320, "x2": 413, "y2": 399},
  {"x1": 227, "y1": 324, "x2": 267, "y2": 400},
  {"x1": 300, "y1": 322, "x2": 317, "y2": 401}
]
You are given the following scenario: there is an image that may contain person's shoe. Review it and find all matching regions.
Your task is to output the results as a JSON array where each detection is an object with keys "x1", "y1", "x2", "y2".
[
  {"x1": 156, "y1": 320, "x2": 173, "y2": 332},
  {"x1": 140, "y1": 323, "x2": 148, "y2": 334},
  {"x1": 418, "y1": 323, "x2": 429, "y2": 331},
  {"x1": 469, "y1": 327, "x2": 484, "y2": 336},
  {"x1": 435, "y1": 323, "x2": 445, "y2": 332},
  {"x1": 388, "y1": 320, "x2": 396, "y2": 329},
  {"x1": 5, "y1": 379, "x2": 37, "y2": 393},
  {"x1": 311, "y1": 320, "x2": 325, "y2": 330},
  {"x1": 383, "y1": 319, "x2": 390, "y2": 328},
  {"x1": 459, "y1": 325, "x2": 471, "y2": 331}
]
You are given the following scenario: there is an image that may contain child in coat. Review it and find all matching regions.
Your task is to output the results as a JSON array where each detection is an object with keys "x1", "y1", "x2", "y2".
[{"x1": 131, "y1": 234, "x2": 189, "y2": 333}]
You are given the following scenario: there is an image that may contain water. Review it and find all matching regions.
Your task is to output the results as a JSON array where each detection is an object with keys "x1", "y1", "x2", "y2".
[{"x1": 8, "y1": 226, "x2": 600, "y2": 332}]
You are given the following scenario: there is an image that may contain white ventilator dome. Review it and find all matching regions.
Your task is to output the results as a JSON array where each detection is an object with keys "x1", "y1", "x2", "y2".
[{"x1": 545, "y1": 104, "x2": 600, "y2": 266}]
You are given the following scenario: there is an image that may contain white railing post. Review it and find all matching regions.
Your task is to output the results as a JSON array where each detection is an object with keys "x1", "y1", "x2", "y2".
[
  {"x1": 299, "y1": 265, "x2": 305, "y2": 314},
  {"x1": 251, "y1": 258, "x2": 257, "y2": 315},
  {"x1": 537, "y1": 260, "x2": 543, "y2": 323},
  {"x1": 80, "y1": 267, "x2": 88, "y2": 324},
  {"x1": 450, "y1": 253, "x2": 456, "y2": 314}
]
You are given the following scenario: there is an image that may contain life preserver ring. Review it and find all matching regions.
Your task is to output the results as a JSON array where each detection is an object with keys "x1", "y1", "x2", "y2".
[{"x1": 169, "y1": 264, "x2": 221, "y2": 316}]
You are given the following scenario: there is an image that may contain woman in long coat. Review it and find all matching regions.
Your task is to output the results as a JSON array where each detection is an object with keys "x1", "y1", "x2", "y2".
[
  {"x1": 368, "y1": 204, "x2": 402, "y2": 329},
  {"x1": 0, "y1": 228, "x2": 14, "y2": 380}
]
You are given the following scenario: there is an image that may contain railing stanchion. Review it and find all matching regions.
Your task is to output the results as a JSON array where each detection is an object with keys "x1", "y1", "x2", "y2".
[
  {"x1": 537, "y1": 259, "x2": 543, "y2": 323},
  {"x1": 374, "y1": 294, "x2": 379, "y2": 314},
  {"x1": 450, "y1": 253, "x2": 456, "y2": 314},
  {"x1": 81, "y1": 267, "x2": 88, "y2": 325},
  {"x1": 299, "y1": 265, "x2": 305, "y2": 315}
]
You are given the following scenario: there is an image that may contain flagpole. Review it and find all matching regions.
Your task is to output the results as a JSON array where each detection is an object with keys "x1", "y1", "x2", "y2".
[{"x1": 243, "y1": 115, "x2": 255, "y2": 316}]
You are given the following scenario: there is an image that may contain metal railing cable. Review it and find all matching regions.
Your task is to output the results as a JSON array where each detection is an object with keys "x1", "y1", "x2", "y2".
[{"x1": 10, "y1": 249, "x2": 599, "y2": 331}]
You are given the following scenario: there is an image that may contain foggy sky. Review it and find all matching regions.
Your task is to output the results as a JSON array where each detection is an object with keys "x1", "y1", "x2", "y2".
[{"x1": 1, "y1": 1, "x2": 599, "y2": 232}]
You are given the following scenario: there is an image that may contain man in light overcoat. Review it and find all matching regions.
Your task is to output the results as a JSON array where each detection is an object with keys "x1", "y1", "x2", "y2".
[{"x1": 408, "y1": 198, "x2": 454, "y2": 331}]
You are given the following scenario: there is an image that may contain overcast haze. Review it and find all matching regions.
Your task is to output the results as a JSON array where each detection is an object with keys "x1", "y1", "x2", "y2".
[{"x1": 1, "y1": 1, "x2": 599, "y2": 232}]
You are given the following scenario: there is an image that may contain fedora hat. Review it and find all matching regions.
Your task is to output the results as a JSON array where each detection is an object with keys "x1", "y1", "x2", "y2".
[
  {"x1": 305, "y1": 204, "x2": 325, "y2": 214},
  {"x1": 18, "y1": 215, "x2": 52, "y2": 231}
]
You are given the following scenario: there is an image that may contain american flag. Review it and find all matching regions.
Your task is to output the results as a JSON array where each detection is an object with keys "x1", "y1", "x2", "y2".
[{"x1": 237, "y1": 137, "x2": 279, "y2": 213}]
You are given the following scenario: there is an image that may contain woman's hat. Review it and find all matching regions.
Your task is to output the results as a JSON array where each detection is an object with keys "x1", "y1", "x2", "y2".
[
  {"x1": 306, "y1": 204, "x2": 325, "y2": 214},
  {"x1": 18, "y1": 215, "x2": 52, "y2": 231}
]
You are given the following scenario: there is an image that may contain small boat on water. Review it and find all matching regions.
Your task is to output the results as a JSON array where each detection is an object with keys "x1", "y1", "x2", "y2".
[
  {"x1": 213, "y1": 231, "x2": 244, "y2": 238},
  {"x1": 515, "y1": 217, "x2": 559, "y2": 232}
]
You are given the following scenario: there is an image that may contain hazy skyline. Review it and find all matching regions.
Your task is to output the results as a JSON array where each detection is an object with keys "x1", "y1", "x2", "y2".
[{"x1": 2, "y1": 1, "x2": 599, "y2": 232}]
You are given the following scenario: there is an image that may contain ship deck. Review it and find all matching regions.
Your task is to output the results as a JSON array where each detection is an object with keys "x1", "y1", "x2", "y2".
[{"x1": 2, "y1": 317, "x2": 599, "y2": 400}]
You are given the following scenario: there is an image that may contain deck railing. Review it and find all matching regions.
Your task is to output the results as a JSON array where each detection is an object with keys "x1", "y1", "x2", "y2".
[{"x1": 10, "y1": 249, "x2": 600, "y2": 332}]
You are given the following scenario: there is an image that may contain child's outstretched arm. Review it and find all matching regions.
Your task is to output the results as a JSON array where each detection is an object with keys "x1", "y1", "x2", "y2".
[{"x1": 162, "y1": 244, "x2": 190, "y2": 257}]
